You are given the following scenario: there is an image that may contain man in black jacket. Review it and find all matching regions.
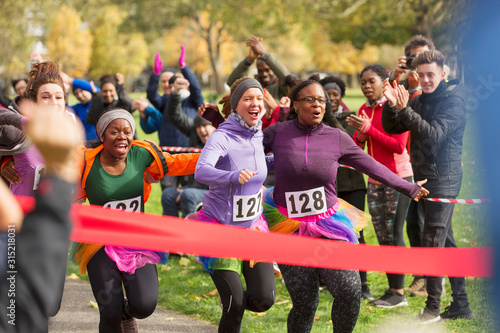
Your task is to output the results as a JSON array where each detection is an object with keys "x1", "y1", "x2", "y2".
[{"x1": 381, "y1": 50, "x2": 474, "y2": 323}]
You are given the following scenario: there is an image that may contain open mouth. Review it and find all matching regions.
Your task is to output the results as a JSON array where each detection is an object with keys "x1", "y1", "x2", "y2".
[
  {"x1": 115, "y1": 143, "x2": 128, "y2": 154},
  {"x1": 248, "y1": 110, "x2": 260, "y2": 119}
]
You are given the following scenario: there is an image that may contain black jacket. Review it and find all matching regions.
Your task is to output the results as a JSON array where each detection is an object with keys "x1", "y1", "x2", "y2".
[{"x1": 382, "y1": 79, "x2": 467, "y2": 197}]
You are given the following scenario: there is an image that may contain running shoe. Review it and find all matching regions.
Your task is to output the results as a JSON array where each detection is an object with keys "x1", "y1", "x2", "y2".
[
  {"x1": 440, "y1": 303, "x2": 475, "y2": 320},
  {"x1": 369, "y1": 289, "x2": 408, "y2": 308}
]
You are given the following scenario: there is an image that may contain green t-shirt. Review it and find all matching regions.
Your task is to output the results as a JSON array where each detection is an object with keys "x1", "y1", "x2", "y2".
[{"x1": 85, "y1": 145, "x2": 154, "y2": 212}]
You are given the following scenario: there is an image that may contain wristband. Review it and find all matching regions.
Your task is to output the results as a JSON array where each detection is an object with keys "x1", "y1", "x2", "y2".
[
  {"x1": 388, "y1": 70, "x2": 397, "y2": 81},
  {"x1": 409, "y1": 86, "x2": 422, "y2": 94}
]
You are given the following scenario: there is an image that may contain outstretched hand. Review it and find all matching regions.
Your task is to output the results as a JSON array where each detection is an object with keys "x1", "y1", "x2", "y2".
[
  {"x1": 89, "y1": 81, "x2": 98, "y2": 94},
  {"x1": 116, "y1": 73, "x2": 125, "y2": 85},
  {"x1": 246, "y1": 35, "x2": 264, "y2": 62},
  {"x1": 383, "y1": 78, "x2": 398, "y2": 107},
  {"x1": 198, "y1": 102, "x2": 219, "y2": 116},
  {"x1": 414, "y1": 179, "x2": 429, "y2": 201},
  {"x1": 154, "y1": 53, "x2": 163, "y2": 75},
  {"x1": 396, "y1": 85, "x2": 409, "y2": 111},
  {"x1": 179, "y1": 45, "x2": 186, "y2": 68}
]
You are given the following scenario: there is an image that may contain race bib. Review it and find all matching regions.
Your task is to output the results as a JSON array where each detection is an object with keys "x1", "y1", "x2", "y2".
[
  {"x1": 233, "y1": 190, "x2": 262, "y2": 222},
  {"x1": 103, "y1": 195, "x2": 142, "y2": 213},
  {"x1": 33, "y1": 165, "x2": 46, "y2": 190},
  {"x1": 285, "y1": 186, "x2": 327, "y2": 218}
]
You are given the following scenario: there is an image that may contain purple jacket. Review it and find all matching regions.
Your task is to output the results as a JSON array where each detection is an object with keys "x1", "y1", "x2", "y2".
[
  {"x1": 195, "y1": 116, "x2": 272, "y2": 228},
  {"x1": 263, "y1": 118, "x2": 420, "y2": 211}
]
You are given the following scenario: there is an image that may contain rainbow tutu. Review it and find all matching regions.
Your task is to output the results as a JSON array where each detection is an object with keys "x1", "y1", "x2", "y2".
[{"x1": 262, "y1": 187, "x2": 370, "y2": 243}]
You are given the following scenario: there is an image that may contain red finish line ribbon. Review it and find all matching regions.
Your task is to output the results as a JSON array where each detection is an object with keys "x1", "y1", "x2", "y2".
[{"x1": 16, "y1": 196, "x2": 492, "y2": 277}]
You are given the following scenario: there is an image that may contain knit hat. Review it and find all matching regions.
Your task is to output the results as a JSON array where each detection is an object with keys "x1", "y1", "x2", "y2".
[
  {"x1": 230, "y1": 78, "x2": 263, "y2": 110},
  {"x1": 162, "y1": 68, "x2": 178, "y2": 74},
  {"x1": 193, "y1": 115, "x2": 212, "y2": 128},
  {"x1": 96, "y1": 109, "x2": 135, "y2": 141}
]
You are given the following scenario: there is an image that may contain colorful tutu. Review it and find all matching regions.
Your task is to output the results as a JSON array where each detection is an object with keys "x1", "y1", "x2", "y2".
[
  {"x1": 262, "y1": 187, "x2": 370, "y2": 243},
  {"x1": 70, "y1": 242, "x2": 168, "y2": 275},
  {"x1": 185, "y1": 209, "x2": 269, "y2": 274}
]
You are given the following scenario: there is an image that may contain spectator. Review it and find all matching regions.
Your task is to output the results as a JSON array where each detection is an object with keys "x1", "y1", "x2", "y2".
[
  {"x1": 382, "y1": 50, "x2": 474, "y2": 323},
  {"x1": 163, "y1": 77, "x2": 215, "y2": 217},
  {"x1": 86, "y1": 73, "x2": 134, "y2": 126},
  {"x1": 227, "y1": 35, "x2": 290, "y2": 102},
  {"x1": 347, "y1": 64, "x2": 413, "y2": 308},
  {"x1": 60, "y1": 72, "x2": 100, "y2": 142}
]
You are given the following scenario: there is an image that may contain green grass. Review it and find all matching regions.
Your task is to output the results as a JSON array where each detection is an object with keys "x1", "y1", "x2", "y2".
[{"x1": 67, "y1": 90, "x2": 495, "y2": 332}]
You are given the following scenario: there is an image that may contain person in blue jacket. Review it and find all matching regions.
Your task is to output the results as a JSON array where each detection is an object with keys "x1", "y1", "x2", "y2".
[
  {"x1": 60, "y1": 72, "x2": 101, "y2": 142},
  {"x1": 146, "y1": 46, "x2": 204, "y2": 190}
]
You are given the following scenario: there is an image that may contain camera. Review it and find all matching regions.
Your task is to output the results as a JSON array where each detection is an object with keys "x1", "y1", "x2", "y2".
[{"x1": 406, "y1": 53, "x2": 417, "y2": 70}]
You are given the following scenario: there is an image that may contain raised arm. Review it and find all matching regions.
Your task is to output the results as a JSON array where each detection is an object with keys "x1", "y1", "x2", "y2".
[{"x1": 167, "y1": 87, "x2": 194, "y2": 136}]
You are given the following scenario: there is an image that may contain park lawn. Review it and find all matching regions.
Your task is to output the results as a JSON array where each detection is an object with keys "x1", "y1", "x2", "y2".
[{"x1": 67, "y1": 90, "x2": 495, "y2": 332}]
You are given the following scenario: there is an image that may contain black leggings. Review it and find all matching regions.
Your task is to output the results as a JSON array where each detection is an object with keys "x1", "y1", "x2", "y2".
[
  {"x1": 280, "y1": 264, "x2": 361, "y2": 333},
  {"x1": 87, "y1": 248, "x2": 158, "y2": 333},
  {"x1": 211, "y1": 261, "x2": 275, "y2": 333}
]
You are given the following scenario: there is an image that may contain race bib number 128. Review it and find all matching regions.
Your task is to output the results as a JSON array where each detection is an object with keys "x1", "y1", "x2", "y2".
[
  {"x1": 233, "y1": 190, "x2": 262, "y2": 222},
  {"x1": 285, "y1": 187, "x2": 327, "y2": 218}
]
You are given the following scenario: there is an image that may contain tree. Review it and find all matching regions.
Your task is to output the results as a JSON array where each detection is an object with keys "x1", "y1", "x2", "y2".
[
  {"x1": 89, "y1": 5, "x2": 149, "y2": 78},
  {"x1": 46, "y1": 5, "x2": 93, "y2": 77}
]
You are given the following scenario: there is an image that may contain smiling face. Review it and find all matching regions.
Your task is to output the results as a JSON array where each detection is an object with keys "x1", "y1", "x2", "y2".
[
  {"x1": 101, "y1": 82, "x2": 117, "y2": 104},
  {"x1": 417, "y1": 62, "x2": 445, "y2": 94},
  {"x1": 14, "y1": 80, "x2": 27, "y2": 96},
  {"x1": 235, "y1": 87, "x2": 264, "y2": 127},
  {"x1": 293, "y1": 83, "x2": 326, "y2": 127},
  {"x1": 101, "y1": 119, "x2": 133, "y2": 160},
  {"x1": 36, "y1": 83, "x2": 66, "y2": 112},
  {"x1": 196, "y1": 124, "x2": 215, "y2": 144},
  {"x1": 73, "y1": 88, "x2": 92, "y2": 104},
  {"x1": 326, "y1": 88, "x2": 342, "y2": 112},
  {"x1": 256, "y1": 60, "x2": 276, "y2": 87},
  {"x1": 360, "y1": 70, "x2": 384, "y2": 104}
]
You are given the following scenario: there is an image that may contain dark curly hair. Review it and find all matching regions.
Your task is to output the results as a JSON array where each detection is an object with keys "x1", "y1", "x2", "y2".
[{"x1": 360, "y1": 64, "x2": 388, "y2": 81}]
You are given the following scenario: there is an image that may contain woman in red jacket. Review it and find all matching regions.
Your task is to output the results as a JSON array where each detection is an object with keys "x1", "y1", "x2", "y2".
[{"x1": 347, "y1": 64, "x2": 413, "y2": 308}]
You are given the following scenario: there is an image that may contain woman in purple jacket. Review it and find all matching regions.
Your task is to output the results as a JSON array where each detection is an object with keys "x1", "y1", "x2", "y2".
[
  {"x1": 262, "y1": 80, "x2": 428, "y2": 333},
  {"x1": 187, "y1": 77, "x2": 275, "y2": 332}
]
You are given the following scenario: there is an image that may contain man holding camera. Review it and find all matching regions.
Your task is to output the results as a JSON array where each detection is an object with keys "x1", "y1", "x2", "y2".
[
  {"x1": 382, "y1": 50, "x2": 474, "y2": 324},
  {"x1": 389, "y1": 35, "x2": 435, "y2": 100}
]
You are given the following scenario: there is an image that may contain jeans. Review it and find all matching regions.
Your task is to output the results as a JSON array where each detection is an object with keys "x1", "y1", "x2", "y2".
[
  {"x1": 421, "y1": 200, "x2": 469, "y2": 313},
  {"x1": 161, "y1": 186, "x2": 207, "y2": 217}
]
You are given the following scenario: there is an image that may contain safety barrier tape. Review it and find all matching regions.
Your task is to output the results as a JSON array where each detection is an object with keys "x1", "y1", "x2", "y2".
[
  {"x1": 423, "y1": 198, "x2": 488, "y2": 204},
  {"x1": 161, "y1": 146, "x2": 202, "y2": 153},
  {"x1": 338, "y1": 165, "x2": 488, "y2": 204},
  {"x1": 15, "y1": 196, "x2": 492, "y2": 277}
]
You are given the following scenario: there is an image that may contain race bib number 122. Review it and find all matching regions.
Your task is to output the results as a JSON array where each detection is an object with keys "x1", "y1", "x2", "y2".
[
  {"x1": 285, "y1": 187, "x2": 327, "y2": 218},
  {"x1": 103, "y1": 195, "x2": 142, "y2": 213}
]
